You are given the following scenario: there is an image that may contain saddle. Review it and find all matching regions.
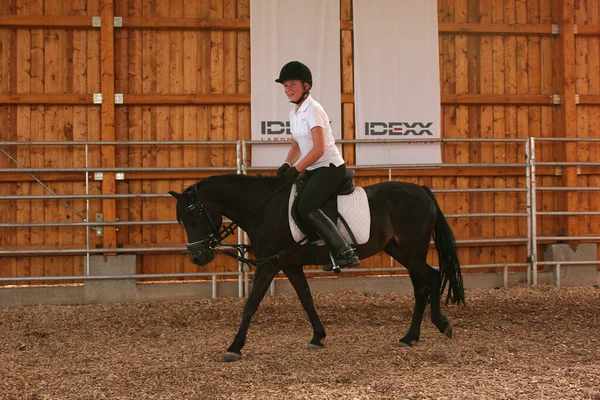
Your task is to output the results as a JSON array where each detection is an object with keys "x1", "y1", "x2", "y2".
[{"x1": 291, "y1": 169, "x2": 357, "y2": 242}]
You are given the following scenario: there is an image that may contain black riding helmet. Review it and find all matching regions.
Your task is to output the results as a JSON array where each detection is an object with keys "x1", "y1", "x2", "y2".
[{"x1": 275, "y1": 61, "x2": 313, "y2": 88}]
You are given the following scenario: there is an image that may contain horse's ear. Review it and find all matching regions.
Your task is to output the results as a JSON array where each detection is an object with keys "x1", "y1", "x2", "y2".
[{"x1": 168, "y1": 190, "x2": 181, "y2": 199}]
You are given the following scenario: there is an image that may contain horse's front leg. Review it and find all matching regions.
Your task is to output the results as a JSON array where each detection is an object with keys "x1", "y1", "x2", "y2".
[
  {"x1": 223, "y1": 265, "x2": 278, "y2": 362},
  {"x1": 282, "y1": 265, "x2": 326, "y2": 349}
]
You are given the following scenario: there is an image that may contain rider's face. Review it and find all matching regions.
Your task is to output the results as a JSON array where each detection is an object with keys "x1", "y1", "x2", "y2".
[{"x1": 282, "y1": 79, "x2": 306, "y2": 102}]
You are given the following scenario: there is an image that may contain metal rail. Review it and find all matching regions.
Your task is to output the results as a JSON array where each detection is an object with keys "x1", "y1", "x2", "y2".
[
  {"x1": 1, "y1": 137, "x2": 598, "y2": 294},
  {"x1": 536, "y1": 260, "x2": 600, "y2": 288},
  {"x1": 242, "y1": 137, "x2": 533, "y2": 292},
  {"x1": 528, "y1": 137, "x2": 600, "y2": 286}
]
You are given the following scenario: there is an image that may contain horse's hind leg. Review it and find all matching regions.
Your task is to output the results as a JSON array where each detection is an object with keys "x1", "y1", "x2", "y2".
[
  {"x1": 402, "y1": 267, "x2": 430, "y2": 346},
  {"x1": 282, "y1": 265, "x2": 326, "y2": 349},
  {"x1": 427, "y1": 265, "x2": 453, "y2": 338},
  {"x1": 224, "y1": 265, "x2": 278, "y2": 362},
  {"x1": 385, "y1": 244, "x2": 430, "y2": 346}
]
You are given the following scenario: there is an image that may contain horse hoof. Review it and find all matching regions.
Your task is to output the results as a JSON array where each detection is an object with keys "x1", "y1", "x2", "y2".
[
  {"x1": 222, "y1": 351, "x2": 242, "y2": 362},
  {"x1": 398, "y1": 337, "x2": 417, "y2": 347},
  {"x1": 307, "y1": 343, "x2": 324, "y2": 350},
  {"x1": 443, "y1": 324, "x2": 453, "y2": 339}
]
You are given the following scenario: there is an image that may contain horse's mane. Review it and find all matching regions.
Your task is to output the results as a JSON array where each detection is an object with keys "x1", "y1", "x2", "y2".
[
  {"x1": 177, "y1": 173, "x2": 282, "y2": 221},
  {"x1": 193, "y1": 173, "x2": 280, "y2": 190}
]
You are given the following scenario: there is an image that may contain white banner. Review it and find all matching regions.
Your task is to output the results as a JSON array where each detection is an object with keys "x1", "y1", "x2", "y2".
[
  {"x1": 354, "y1": 0, "x2": 442, "y2": 165},
  {"x1": 250, "y1": 0, "x2": 341, "y2": 167}
]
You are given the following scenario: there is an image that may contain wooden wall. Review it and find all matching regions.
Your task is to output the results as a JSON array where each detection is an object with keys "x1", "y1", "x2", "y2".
[
  {"x1": 0, "y1": 0, "x2": 599, "y2": 285},
  {"x1": 0, "y1": 0, "x2": 102, "y2": 284},
  {"x1": 574, "y1": 1, "x2": 600, "y2": 241}
]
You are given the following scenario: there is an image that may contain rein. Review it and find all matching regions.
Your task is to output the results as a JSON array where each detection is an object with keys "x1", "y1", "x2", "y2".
[{"x1": 219, "y1": 238, "x2": 306, "y2": 268}]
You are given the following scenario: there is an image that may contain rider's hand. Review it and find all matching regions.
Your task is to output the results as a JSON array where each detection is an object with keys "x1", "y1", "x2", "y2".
[
  {"x1": 276, "y1": 162, "x2": 291, "y2": 177},
  {"x1": 283, "y1": 166, "x2": 299, "y2": 184}
]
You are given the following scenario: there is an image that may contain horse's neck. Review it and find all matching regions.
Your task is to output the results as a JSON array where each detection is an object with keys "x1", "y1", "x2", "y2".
[
  {"x1": 214, "y1": 180, "x2": 275, "y2": 232},
  {"x1": 210, "y1": 178, "x2": 293, "y2": 256},
  {"x1": 215, "y1": 187, "x2": 251, "y2": 225}
]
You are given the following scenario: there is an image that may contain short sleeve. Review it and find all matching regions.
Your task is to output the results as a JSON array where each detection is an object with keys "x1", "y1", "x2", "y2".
[{"x1": 306, "y1": 104, "x2": 329, "y2": 130}]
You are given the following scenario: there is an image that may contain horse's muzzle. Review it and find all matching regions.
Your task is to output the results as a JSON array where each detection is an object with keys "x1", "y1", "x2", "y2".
[{"x1": 189, "y1": 248, "x2": 214, "y2": 266}]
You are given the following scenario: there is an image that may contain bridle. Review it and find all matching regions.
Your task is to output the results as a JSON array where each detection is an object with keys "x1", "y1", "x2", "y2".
[
  {"x1": 182, "y1": 200, "x2": 223, "y2": 256},
  {"x1": 182, "y1": 184, "x2": 300, "y2": 268}
]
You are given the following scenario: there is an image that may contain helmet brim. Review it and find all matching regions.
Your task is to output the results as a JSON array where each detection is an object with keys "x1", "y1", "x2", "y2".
[{"x1": 275, "y1": 78, "x2": 312, "y2": 87}]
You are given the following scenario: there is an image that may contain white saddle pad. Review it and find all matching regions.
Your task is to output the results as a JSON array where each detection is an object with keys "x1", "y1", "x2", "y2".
[{"x1": 288, "y1": 185, "x2": 371, "y2": 245}]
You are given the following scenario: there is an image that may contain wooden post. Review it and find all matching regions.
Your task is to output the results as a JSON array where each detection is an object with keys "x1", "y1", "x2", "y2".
[
  {"x1": 467, "y1": 0, "x2": 483, "y2": 267},
  {"x1": 340, "y1": 0, "x2": 355, "y2": 165},
  {"x1": 100, "y1": 0, "x2": 116, "y2": 251},
  {"x1": 552, "y1": 0, "x2": 578, "y2": 238}
]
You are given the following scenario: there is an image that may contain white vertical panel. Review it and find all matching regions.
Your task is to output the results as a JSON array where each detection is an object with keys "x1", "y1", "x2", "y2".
[
  {"x1": 250, "y1": 0, "x2": 341, "y2": 167},
  {"x1": 354, "y1": 0, "x2": 442, "y2": 165}
]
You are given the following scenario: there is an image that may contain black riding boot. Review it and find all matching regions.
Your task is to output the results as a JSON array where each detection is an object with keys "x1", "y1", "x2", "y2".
[{"x1": 306, "y1": 209, "x2": 360, "y2": 269}]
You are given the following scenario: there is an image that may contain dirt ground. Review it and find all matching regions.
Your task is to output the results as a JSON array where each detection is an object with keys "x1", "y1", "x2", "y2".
[{"x1": 1, "y1": 284, "x2": 599, "y2": 400}]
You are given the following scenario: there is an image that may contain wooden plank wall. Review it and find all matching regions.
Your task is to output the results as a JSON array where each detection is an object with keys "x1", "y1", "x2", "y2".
[
  {"x1": 575, "y1": 1, "x2": 600, "y2": 245},
  {"x1": 0, "y1": 0, "x2": 599, "y2": 285},
  {"x1": 437, "y1": 0, "x2": 553, "y2": 271},
  {"x1": 112, "y1": 0, "x2": 248, "y2": 278},
  {"x1": 0, "y1": 0, "x2": 102, "y2": 285}
]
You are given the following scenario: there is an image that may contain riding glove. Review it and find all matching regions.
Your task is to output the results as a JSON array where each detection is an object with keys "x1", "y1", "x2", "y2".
[
  {"x1": 284, "y1": 166, "x2": 300, "y2": 184},
  {"x1": 277, "y1": 162, "x2": 291, "y2": 177}
]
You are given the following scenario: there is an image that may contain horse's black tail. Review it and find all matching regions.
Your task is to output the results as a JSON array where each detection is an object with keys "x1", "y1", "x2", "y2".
[{"x1": 422, "y1": 186, "x2": 465, "y2": 305}]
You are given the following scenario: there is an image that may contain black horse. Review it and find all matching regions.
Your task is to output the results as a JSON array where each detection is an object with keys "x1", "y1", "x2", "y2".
[{"x1": 169, "y1": 174, "x2": 464, "y2": 362}]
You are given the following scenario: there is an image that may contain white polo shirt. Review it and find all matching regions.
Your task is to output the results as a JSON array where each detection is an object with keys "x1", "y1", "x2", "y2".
[{"x1": 289, "y1": 95, "x2": 344, "y2": 171}]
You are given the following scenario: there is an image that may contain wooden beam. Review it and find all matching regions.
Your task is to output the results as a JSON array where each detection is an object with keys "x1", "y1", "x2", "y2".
[
  {"x1": 0, "y1": 16, "x2": 566, "y2": 37},
  {"x1": 0, "y1": 93, "x2": 94, "y2": 104},
  {"x1": 553, "y1": 0, "x2": 579, "y2": 238},
  {"x1": 340, "y1": 93, "x2": 353, "y2": 103},
  {"x1": 121, "y1": 17, "x2": 249, "y2": 30},
  {"x1": 577, "y1": 95, "x2": 600, "y2": 105},
  {"x1": 576, "y1": 25, "x2": 600, "y2": 36},
  {"x1": 0, "y1": 93, "x2": 561, "y2": 106},
  {"x1": 100, "y1": 0, "x2": 117, "y2": 251},
  {"x1": 343, "y1": 21, "x2": 556, "y2": 35},
  {"x1": 438, "y1": 22, "x2": 556, "y2": 35},
  {"x1": 343, "y1": 93, "x2": 555, "y2": 105},
  {"x1": 121, "y1": 20, "x2": 560, "y2": 36},
  {"x1": 442, "y1": 94, "x2": 555, "y2": 105},
  {"x1": 121, "y1": 93, "x2": 250, "y2": 105},
  {"x1": 0, "y1": 93, "x2": 250, "y2": 105},
  {"x1": 0, "y1": 15, "x2": 93, "y2": 28}
]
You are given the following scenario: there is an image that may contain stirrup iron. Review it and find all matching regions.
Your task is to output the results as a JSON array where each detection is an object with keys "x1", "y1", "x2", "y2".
[{"x1": 326, "y1": 250, "x2": 341, "y2": 274}]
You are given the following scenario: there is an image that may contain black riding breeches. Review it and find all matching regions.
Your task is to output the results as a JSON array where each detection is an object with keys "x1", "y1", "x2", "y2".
[{"x1": 296, "y1": 163, "x2": 346, "y2": 223}]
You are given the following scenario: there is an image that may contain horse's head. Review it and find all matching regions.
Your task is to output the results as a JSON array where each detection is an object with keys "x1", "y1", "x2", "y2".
[{"x1": 169, "y1": 187, "x2": 223, "y2": 266}]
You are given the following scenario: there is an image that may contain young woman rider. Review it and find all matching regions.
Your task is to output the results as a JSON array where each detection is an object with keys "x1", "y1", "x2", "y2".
[{"x1": 275, "y1": 61, "x2": 360, "y2": 269}]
